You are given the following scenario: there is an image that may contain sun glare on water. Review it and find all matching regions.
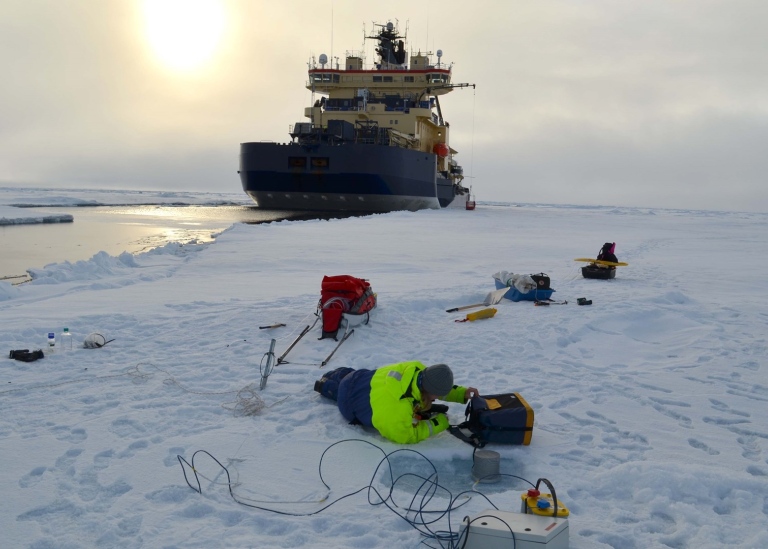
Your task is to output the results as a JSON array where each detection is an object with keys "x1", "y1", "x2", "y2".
[{"x1": 142, "y1": 0, "x2": 226, "y2": 72}]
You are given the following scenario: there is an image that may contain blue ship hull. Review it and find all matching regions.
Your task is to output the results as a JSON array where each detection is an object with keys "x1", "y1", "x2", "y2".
[{"x1": 239, "y1": 142, "x2": 457, "y2": 212}]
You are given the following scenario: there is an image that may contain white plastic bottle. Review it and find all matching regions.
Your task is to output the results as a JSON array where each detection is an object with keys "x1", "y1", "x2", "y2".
[
  {"x1": 61, "y1": 327, "x2": 73, "y2": 351},
  {"x1": 47, "y1": 332, "x2": 56, "y2": 353}
]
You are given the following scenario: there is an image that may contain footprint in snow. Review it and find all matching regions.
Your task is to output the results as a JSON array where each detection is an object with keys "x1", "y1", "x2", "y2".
[
  {"x1": 18, "y1": 466, "x2": 48, "y2": 488},
  {"x1": 52, "y1": 425, "x2": 87, "y2": 444},
  {"x1": 687, "y1": 438, "x2": 720, "y2": 455}
]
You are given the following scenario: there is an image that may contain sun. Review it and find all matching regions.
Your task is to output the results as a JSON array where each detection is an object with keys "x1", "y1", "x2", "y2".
[{"x1": 142, "y1": 0, "x2": 226, "y2": 72}]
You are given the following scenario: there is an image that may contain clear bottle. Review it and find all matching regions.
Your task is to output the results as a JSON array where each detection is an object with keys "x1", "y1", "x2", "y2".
[
  {"x1": 61, "y1": 327, "x2": 73, "y2": 351},
  {"x1": 47, "y1": 332, "x2": 56, "y2": 353}
]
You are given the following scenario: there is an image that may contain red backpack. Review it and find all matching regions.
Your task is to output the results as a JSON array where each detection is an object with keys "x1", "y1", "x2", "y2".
[{"x1": 319, "y1": 275, "x2": 377, "y2": 339}]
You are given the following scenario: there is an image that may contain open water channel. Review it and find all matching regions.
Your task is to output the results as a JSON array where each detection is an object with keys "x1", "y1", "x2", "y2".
[{"x1": 1, "y1": 205, "x2": 353, "y2": 283}]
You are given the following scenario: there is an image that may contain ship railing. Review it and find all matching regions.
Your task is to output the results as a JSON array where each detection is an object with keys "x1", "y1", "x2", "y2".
[
  {"x1": 323, "y1": 106, "x2": 363, "y2": 112},
  {"x1": 308, "y1": 62, "x2": 420, "y2": 71},
  {"x1": 321, "y1": 104, "x2": 428, "y2": 114},
  {"x1": 355, "y1": 133, "x2": 391, "y2": 147},
  {"x1": 356, "y1": 135, "x2": 391, "y2": 146},
  {"x1": 308, "y1": 61, "x2": 452, "y2": 72}
]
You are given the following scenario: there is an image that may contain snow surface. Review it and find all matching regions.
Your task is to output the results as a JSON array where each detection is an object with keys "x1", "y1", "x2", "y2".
[{"x1": 2, "y1": 189, "x2": 768, "y2": 548}]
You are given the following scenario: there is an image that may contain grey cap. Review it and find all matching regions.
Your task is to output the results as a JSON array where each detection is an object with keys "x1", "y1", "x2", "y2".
[{"x1": 421, "y1": 364, "x2": 454, "y2": 397}]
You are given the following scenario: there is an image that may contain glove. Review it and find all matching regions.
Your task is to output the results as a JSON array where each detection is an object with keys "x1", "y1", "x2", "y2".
[{"x1": 430, "y1": 413, "x2": 450, "y2": 435}]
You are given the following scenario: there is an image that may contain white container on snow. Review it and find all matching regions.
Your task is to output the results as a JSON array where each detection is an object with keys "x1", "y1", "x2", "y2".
[{"x1": 47, "y1": 332, "x2": 56, "y2": 353}]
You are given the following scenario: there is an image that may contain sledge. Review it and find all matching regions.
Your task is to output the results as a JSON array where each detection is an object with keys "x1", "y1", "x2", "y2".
[
  {"x1": 274, "y1": 275, "x2": 376, "y2": 371},
  {"x1": 574, "y1": 258, "x2": 629, "y2": 267},
  {"x1": 581, "y1": 265, "x2": 616, "y2": 280},
  {"x1": 494, "y1": 278, "x2": 555, "y2": 302},
  {"x1": 575, "y1": 258, "x2": 627, "y2": 280},
  {"x1": 492, "y1": 271, "x2": 556, "y2": 302},
  {"x1": 275, "y1": 313, "x2": 366, "y2": 368}
]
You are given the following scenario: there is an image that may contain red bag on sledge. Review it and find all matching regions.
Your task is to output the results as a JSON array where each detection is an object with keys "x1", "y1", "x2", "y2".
[{"x1": 319, "y1": 275, "x2": 376, "y2": 339}]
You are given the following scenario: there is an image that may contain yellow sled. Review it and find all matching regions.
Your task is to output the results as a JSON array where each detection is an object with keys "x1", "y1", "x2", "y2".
[{"x1": 574, "y1": 258, "x2": 629, "y2": 267}]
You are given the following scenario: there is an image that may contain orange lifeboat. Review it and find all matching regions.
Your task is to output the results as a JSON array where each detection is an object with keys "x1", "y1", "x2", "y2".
[{"x1": 432, "y1": 143, "x2": 450, "y2": 157}]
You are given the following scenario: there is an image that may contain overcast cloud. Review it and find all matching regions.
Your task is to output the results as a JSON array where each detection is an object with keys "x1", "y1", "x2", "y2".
[{"x1": 1, "y1": 0, "x2": 766, "y2": 212}]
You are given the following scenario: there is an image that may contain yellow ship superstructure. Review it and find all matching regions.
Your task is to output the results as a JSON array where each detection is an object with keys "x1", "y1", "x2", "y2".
[{"x1": 302, "y1": 21, "x2": 469, "y2": 187}]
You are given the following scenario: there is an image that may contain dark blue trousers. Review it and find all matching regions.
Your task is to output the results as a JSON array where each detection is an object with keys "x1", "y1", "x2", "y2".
[{"x1": 318, "y1": 367, "x2": 376, "y2": 426}]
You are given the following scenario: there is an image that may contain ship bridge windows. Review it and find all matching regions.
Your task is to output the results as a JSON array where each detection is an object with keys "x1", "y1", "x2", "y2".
[
  {"x1": 288, "y1": 157, "x2": 307, "y2": 168},
  {"x1": 428, "y1": 73, "x2": 449, "y2": 83},
  {"x1": 404, "y1": 76, "x2": 414, "y2": 82},
  {"x1": 310, "y1": 73, "x2": 340, "y2": 83},
  {"x1": 311, "y1": 157, "x2": 330, "y2": 168}
]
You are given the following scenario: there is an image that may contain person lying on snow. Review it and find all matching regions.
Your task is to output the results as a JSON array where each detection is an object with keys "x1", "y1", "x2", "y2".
[{"x1": 314, "y1": 362, "x2": 479, "y2": 444}]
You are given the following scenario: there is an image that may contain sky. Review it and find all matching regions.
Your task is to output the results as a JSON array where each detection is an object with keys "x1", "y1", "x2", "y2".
[
  {"x1": 1, "y1": 0, "x2": 768, "y2": 212},
  {"x1": 2, "y1": 189, "x2": 768, "y2": 548}
]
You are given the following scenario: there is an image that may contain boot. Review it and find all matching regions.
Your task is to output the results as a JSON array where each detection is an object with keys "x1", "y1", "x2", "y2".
[{"x1": 314, "y1": 378, "x2": 327, "y2": 394}]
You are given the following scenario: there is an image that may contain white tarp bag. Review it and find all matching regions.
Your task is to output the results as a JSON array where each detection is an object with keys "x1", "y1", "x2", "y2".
[{"x1": 492, "y1": 271, "x2": 537, "y2": 293}]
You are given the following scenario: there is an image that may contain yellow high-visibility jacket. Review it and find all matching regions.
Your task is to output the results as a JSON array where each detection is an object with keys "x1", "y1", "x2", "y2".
[{"x1": 368, "y1": 361, "x2": 467, "y2": 444}]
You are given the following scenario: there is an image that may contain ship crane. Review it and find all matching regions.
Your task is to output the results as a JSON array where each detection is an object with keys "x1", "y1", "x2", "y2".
[{"x1": 419, "y1": 83, "x2": 476, "y2": 127}]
